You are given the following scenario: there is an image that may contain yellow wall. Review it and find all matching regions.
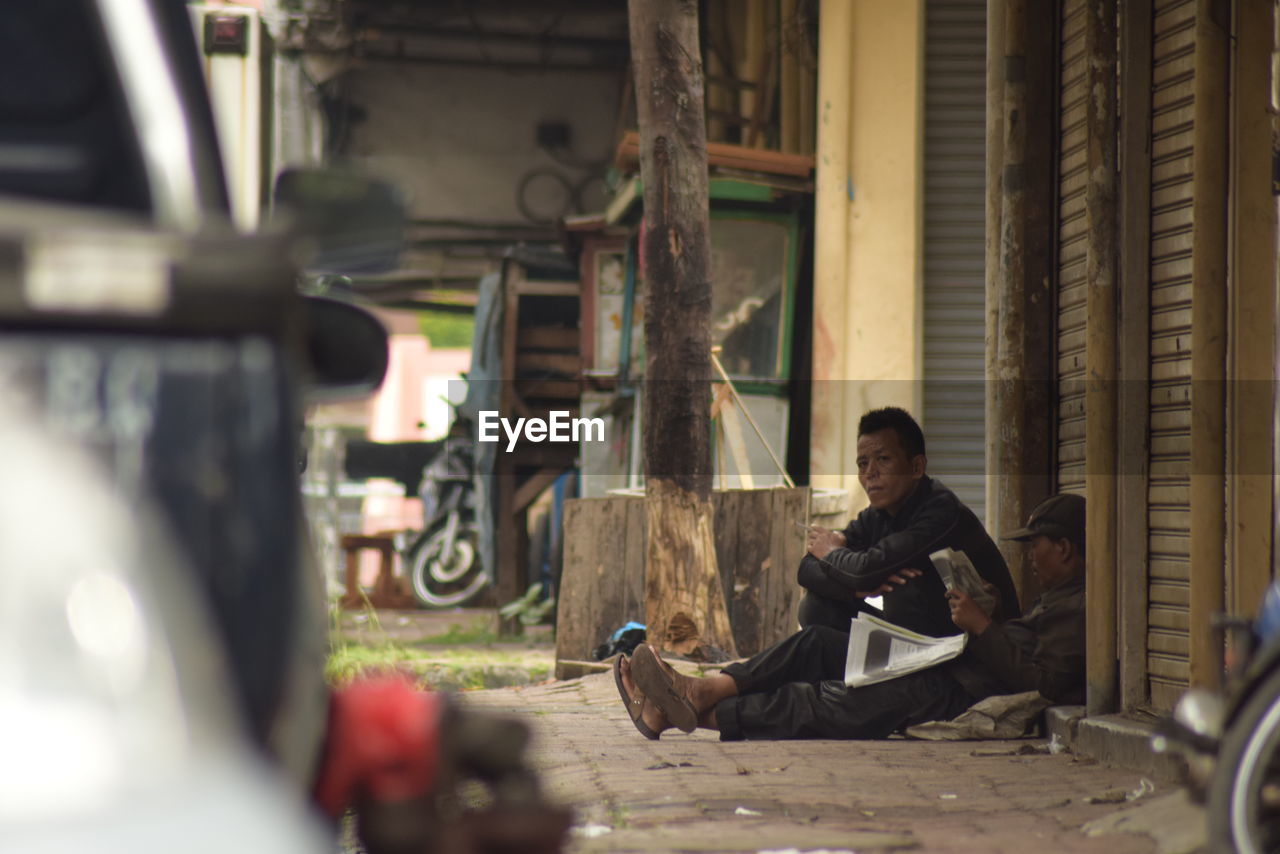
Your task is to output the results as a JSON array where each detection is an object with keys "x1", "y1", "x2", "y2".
[{"x1": 811, "y1": 0, "x2": 924, "y2": 501}]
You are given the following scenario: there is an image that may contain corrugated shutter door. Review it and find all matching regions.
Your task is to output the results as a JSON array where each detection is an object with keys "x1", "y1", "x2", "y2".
[
  {"x1": 1146, "y1": 0, "x2": 1196, "y2": 710},
  {"x1": 923, "y1": 0, "x2": 987, "y2": 521},
  {"x1": 1056, "y1": 0, "x2": 1088, "y2": 494}
]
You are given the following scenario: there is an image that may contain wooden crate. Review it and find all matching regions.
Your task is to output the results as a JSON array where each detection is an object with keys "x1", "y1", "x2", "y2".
[{"x1": 555, "y1": 486, "x2": 811, "y2": 677}]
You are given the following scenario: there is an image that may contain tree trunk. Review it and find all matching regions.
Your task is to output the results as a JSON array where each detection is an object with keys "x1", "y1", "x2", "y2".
[{"x1": 627, "y1": 0, "x2": 736, "y2": 659}]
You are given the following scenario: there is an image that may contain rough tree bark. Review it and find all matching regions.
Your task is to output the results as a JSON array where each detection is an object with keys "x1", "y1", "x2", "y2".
[{"x1": 627, "y1": 0, "x2": 736, "y2": 659}]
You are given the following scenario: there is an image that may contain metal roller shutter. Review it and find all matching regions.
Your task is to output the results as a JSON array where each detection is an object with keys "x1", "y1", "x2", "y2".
[
  {"x1": 1146, "y1": 0, "x2": 1196, "y2": 710},
  {"x1": 922, "y1": 0, "x2": 987, "y2": 520},
  {"x1": 1056, "y1": 0, "x2": 1088, "y2": 493}
]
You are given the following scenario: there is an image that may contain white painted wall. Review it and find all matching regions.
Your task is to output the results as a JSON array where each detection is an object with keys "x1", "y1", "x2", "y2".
[{"x1": 340, "y1": 64, "x2": 624, "y2": 224}]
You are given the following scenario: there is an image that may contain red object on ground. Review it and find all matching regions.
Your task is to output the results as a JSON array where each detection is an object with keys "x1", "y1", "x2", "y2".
[{"x1": 313, "y1": 676, "x2": 444, "y2": 818}]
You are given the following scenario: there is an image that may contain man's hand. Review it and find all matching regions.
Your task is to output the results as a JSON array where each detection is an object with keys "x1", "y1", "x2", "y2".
[
  {"x1": 856, "y1": 567, "x2": 922, "y2": 599},
  {"x1": 805, "y1": 525, "x2": 846, "y2": 561},
  {"x1": 947, "y1": 589, "x2": 992, "y2": 636},
  {"x1": 980, "y1": 580, "x2": 1001, "y2": 621}
]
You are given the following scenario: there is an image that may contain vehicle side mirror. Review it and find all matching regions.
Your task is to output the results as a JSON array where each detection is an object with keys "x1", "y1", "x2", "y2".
[
  {"x1": 304, "y1": 296, "x2": 389, "y2": 402},
  {"x1": 272, "y1": 167, "x2": 407, "y2": 274}
]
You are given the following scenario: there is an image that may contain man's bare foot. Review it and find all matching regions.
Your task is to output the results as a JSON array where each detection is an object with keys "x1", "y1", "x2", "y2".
[
  {"x1": 620, "y1": 654, "x2": 671, "y2": 735},
  {"x1": 644, "y1": 647, "x2": 738, "y2": 716},
  {"x1": 686, "y1": 672, "x2": 738, "y2": 720}
]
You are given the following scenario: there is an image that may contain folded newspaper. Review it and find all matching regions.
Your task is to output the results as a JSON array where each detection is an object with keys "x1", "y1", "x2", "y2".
[
  {"x1": 929, "y1": 547, "x2": 998, "y2": 615},
  {"x1": 844, "y1": 613, "x2": 966, "y2": 688}
]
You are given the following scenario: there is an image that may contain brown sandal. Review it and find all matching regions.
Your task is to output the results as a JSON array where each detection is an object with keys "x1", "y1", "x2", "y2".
[
  {"x1": 613, "y1": 654, "x2": 660, "y2": 740},
  {"x1": 630, "y1": 644, "x2": 698, "y2": 733}
]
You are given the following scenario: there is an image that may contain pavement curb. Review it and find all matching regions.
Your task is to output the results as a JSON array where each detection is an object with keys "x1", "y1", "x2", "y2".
[{"x1": 1046, "y1": 705, "x2": 1187, "y2": 782}]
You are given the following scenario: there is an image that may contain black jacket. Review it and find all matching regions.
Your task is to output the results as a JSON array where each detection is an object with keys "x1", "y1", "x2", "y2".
[
  {"x1": 797, "y1": 476, "x2": 1020, "y2": 637},
  {"x1": 948, "y1": 574, "x2": 1087, "y2": 704}
]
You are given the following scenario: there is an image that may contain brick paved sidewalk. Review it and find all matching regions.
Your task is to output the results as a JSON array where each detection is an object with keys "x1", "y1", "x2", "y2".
[{"x1": 461, "y1": 669, "x2": 1203, "y2": 854}]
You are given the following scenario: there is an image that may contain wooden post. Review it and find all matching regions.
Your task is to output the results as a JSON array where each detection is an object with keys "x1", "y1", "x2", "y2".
[
  {"x1": 628, "y1": 0, "x2": 736, "y2": 658},
  {"x1": 1188, "y1": 0, "x2": 1230, "y2": 690},
  {"x1": 1084, "y1": 0, "x2": 1119, "y2": 715},
  {"x1": 989, "y1": 0, "x2": 1055, "y2": 603}
]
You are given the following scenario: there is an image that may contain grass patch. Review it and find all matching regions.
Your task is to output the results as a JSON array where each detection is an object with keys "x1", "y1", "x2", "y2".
[
  {"x1": 325, "y1": 642, "x2": 419, "y2": 685},
  {"x1": 414, "y1": 621, "x2": 499, "y2": 646},
  {"x1": 325, "y1": 640, "x2": 552, "y2": 692},
  {"x1": 331, "y1": 611, "x2": 504, "y2": 649},
  {"x1": 417, "y1": 308, "x2": 475, "y2": 349},
  {"x1": 326, "y1": 603, "x2": 553, "y2": 692}
]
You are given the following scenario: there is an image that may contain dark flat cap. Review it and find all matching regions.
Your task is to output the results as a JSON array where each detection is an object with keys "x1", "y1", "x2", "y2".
[{"x1": 1003, "y1": 493, "x2": 1085, "y2": 547}]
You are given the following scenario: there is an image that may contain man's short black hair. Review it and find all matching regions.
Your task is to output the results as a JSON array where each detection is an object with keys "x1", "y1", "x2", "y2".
[{"x1": 858, "y1": 407, "x2": 926, "y2": 459}]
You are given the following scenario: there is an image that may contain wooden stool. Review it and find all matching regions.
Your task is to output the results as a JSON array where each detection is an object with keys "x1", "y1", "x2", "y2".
[{"x1": 339, "y1": 532, "x2": 415, "y2": 609}]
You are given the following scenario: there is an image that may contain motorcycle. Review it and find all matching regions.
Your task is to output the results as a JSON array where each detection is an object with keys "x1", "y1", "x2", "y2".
[
  {"x1": 1152, "y1": 579, "x2": 1280, "y2": 853},
  {"x1": 404, "y1": 416, "x2": 487, "y2": 608}
]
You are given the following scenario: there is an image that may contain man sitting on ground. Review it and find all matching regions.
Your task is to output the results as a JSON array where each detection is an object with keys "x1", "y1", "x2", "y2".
[
  {"x1": 615, "y1": 493, "x2": 1087, "y2": 741},
  {"x1": 799, "y1": 406, "x2": 1021, "y2": 637}
]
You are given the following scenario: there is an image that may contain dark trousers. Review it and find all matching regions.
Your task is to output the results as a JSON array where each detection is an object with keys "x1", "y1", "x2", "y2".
[
  {"x1": 796, "y1": 591, "x2": 882, "y2": 631},
  {"x1": 715, "y1": 625, "x2": 977, "y2": 741}
]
